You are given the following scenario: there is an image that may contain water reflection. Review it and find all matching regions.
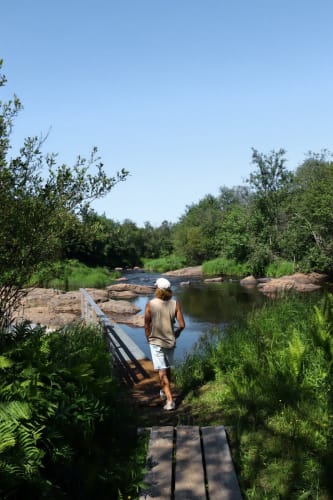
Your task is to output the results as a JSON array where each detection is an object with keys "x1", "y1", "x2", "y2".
[{"x1": 177, "y1": 281, "x2": 266, "y2": 323}]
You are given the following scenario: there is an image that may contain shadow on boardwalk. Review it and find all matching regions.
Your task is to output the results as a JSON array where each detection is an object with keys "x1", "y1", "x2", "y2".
[
  {"x1": 127, "y1": 358, "x2": 224, "y2": 428},
  {"x1": 127, "y1": 358, "x2": 194, "y2": 427}
]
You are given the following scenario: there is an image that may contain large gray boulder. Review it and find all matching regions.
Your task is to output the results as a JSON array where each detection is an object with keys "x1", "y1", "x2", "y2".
[{"x1": 257, "y1": 272, "x2": 327, "y2": 294}]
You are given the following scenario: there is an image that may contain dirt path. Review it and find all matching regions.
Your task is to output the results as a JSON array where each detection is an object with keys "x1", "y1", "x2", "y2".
[{"x1": 127, "y1": 358, "x2": 191, "y2": 427}]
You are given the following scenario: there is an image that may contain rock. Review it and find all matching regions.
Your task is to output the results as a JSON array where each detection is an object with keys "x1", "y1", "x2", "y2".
[
  {"x1": 108, "y1": 290, "x2": 138, "y2": 299},
  {"x1": 240, "y1": 275, "x2": 258, "y2": 286},
  {"x1": 14, "y1": 305, "x2": 78, "y2": 329},
  {"x1": 164, "y1": 266, "x2": 203, "y2": 277},
  {"x1": 180, "y1": 281, "x2": 191, "y2": 286},
  {"x1": 117, "y1": 314, "x2": 144, "y2": 327},
  {"x1": 100, "y1": 299, "x2": 141, "y2": 315},
  {"x1": 14, "y1": 286, "x2": 145, "y2": 329},
  {"x1": 204, "y1": 277, "x2": 223, "y2": 283},
  {"x1": 106, "y1": 283, "x2": 154, "y2": 295},
  {"x1": 48, "y1": 291, "x2": 82, "y2": 315},
  {"x1": 258, "y1": 273, "x2": 324, "y2": 294},
  {"x1": 21, "y1": 287, "x2": 61, "y2": 307},
  {"x1": 83, "y1": 288, "x2": 109, "y2": 303}
]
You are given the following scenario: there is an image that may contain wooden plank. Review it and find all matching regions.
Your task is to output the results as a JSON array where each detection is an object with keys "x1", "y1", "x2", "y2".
[
  {"x1": 139, "y1": 426, "x2": 174, "y2": 500},
  {"x1": 174, "y1": 426, "x2": 206, "y2": 500},
  {"x1": 201, "y1": 426, "x2": 242, "y2": 500}
]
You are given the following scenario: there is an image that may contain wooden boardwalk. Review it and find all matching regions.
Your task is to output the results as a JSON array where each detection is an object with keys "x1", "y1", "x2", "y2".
[
  {"x1": 140, "y1": 425, "x2": 242, "y2": 500},
  {"x1": 80, "y1": 290, "x2": 242, "y2": 499}
]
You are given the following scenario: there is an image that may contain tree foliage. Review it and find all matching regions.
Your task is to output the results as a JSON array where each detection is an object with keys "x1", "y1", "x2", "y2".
[
  {"x1": 172, "y1": 195, "x2": 223, "y2": 264},
  {"x1": 0, "y1": 60, "x2": 128, "y2": 327},
  {"x1": 284, "y1": 151, "x2": 333, "y2": 272}
]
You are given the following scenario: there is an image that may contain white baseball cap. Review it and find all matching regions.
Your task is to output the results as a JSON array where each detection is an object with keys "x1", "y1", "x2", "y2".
[{"x1": 155, "y1": 277, "x2": 171, "y2": 290}]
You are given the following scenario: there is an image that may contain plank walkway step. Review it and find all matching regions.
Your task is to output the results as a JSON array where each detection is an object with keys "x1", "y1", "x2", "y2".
[{"x1": 140, "y1": 425, "x2": 242, "y2": 500}]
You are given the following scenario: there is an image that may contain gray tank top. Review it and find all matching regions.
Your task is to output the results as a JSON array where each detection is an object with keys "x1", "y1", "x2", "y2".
[{"x1": 148, "y1": 297, "x2": 177, "y2": 348}]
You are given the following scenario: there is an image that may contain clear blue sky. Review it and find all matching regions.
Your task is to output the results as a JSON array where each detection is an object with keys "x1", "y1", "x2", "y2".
[{"x1": 2, "y1": 0, "x2": 332, "y2": 226}]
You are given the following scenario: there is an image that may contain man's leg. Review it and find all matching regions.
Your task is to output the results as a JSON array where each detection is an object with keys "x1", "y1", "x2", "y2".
[{"x1": 159, "y1": 368, "x2": 173, "y2": 402}]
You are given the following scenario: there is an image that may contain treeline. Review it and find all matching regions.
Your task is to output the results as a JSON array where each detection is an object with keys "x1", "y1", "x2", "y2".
[
  {"x1": 64, "y1": 148, "x2": 333, "y2": 277},
  {"x1": 1, "y1": 56, "x2": 333, "y2": 323}
]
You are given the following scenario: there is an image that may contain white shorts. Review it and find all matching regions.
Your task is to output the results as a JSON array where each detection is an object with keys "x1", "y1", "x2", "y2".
[{"x1": 149, "y1": 344, "x2": 175, "y2": 370}]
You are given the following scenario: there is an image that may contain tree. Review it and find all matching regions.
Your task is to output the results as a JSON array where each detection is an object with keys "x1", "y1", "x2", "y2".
[
  {"x1": 0, "y1": 60, "x2": 129, "y2": 328},
  {"x1": 283, "y1": 151, "x2": 333, "y2": 272},
  {"x1": 172, "y1": 195, "x2": 223, "y2": 264},
  {"x1": 142, "y1": 220, "x2": 174, "y2": 259},
  {"x1": 246, "y1": 148, "x2": 293, "y2": 273},
  {"x1": 248, "y1": 148, "x2": 293, "y2": 231}
]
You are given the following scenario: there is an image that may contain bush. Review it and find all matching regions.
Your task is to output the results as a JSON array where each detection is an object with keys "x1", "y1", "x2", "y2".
[
  {"x1": 265, "y1": 259, "x2": 295, "y2": 277},
  {"x1": 202, "y1": 257, "x2": 251, "y2": 277},
  {"x1": 0, "y1": 322, "x2": 145, "y2": 499},
  {"x1": 143, "y1": 254, "x2": 186, "y2": 273},
  {"x1": 30, "y1": 259, "x2": 118, "y2": 290}
]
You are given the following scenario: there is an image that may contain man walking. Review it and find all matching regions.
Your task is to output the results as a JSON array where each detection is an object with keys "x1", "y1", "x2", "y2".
[{"x1": 144, "y1": 277, "x2": 185, "y2": 410}]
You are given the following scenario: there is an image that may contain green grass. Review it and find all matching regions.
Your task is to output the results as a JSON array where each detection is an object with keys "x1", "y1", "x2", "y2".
[
  {"x1": 202, "y1": 257, "x2": 251, "y2": 277},
  {"x1": 30, "y1": 259, "x2": 119, "y2": 290},
  {"x1": 143, "y1": 254, "x2": 186, "y2": 273},
  {"x1": 175, "y1": 292, "x2": 333, "y2": 499},
  {"x1": 265, "y1": 259, "x2": 296, "y2": 277}
]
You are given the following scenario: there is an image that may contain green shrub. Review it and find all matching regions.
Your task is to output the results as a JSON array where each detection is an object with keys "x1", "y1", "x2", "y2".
[
  {"x1": 0, "y1": 322, "x2": 145, "y2": 499},
  {"x1": 202, "y1": 257, "x2": 251, "y2": 277},
  {"x1": 143, "y1": 254, "x2": 186, "y2": 273},
  {"x1": 30, "y1": 259, "x2": 118, "y2": 290},
  {"x1": 265, "y1": 259, "x2": 295, "y2": 277}
]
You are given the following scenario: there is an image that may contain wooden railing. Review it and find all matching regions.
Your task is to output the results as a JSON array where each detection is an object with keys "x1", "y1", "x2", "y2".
[{"x1": 80, "y1": 288, "x2": 149, "y2": 384}]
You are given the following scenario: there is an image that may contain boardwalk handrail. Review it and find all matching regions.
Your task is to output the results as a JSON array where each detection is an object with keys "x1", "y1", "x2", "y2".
[{"x1": 80, "y1": 288, "x2": 149, "y2": 384}]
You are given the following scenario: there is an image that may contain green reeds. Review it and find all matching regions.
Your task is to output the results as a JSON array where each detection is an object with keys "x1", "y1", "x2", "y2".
[
  {"x1": 175, "y1": 292, "x2": 333, "y2": 498},
  {"x1": 202, "y1": 257, "x2": 251, "y2": 277},
  {"x1": 30, "y1": 259, "x2": 117, "y2": 290}
]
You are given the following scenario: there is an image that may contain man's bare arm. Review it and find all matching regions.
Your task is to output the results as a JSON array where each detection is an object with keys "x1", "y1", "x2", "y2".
[
  {"x1": 144, "y1": 301, "x2": 152, "y2": 341},
  {"x1": 174, "y1": 301, "x2": 185, "y2": 337}
]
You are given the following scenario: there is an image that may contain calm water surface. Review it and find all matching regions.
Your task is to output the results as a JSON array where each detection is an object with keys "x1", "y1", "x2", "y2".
[{"x1": 119, "y1": 271, "x2": 268, "y2": 362}]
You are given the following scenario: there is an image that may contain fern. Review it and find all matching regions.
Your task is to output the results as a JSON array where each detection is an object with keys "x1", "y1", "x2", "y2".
[
  {"x1": 0, "y1": 401, "x2": 31, "y2": 421},
  {"x1": 17, "y1": 423, "x2": 45, "y2": 474},
  {"x1": 287, "y1": 328, "x2": 306, "y2": 379},
  {"x1": 0, "y1": 355, "x2": 13, "y2": 369},
  {"x1": 313, "y1": 294, "x2": 333, "y2": 366},
  {"x1": 0, "y1": 420, "x2": 17, "y2": 453}
]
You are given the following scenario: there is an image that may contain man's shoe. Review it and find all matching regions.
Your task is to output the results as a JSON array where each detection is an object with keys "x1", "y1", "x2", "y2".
[
  {"x1": 159, "y1": 390, "x2": 167, "y2": 400},
  {"x1": 163, "y1": 400, "x2": 176, "y2": 411}
]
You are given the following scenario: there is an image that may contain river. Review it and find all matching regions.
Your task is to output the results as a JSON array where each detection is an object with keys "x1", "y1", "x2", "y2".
[{"x1": 118, "y1": 270, "x2": 268, "y2": 362}]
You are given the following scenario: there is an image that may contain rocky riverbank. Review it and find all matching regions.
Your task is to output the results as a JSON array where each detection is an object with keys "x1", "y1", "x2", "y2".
[
  {"x1": 13, "y1": 268, "x2": 330, "y2": 330},
  {"x1": 13, "y1": 281, "x2": 154, "y2": 330}
]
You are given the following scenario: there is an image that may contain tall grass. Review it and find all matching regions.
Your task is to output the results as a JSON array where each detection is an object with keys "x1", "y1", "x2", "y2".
[
  {"x1": 202, "y1": 257, "x2": 251, "y2": 277},
  {"x1": 31, "y1": 259, "x2": 118, "y2": 290},
  {"x1": 143, "y1": 254, "x2": 186, "y2": 273},
  {"x1": 176, "y1": 292, "x2": 333, "y2": 498},
  {"x1": 265, "y1": 259, "x2": 295, "y2": 277}
]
